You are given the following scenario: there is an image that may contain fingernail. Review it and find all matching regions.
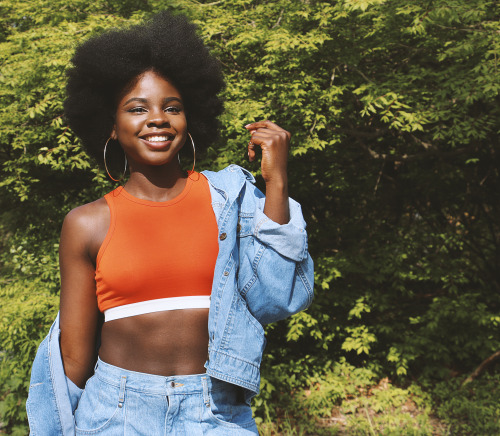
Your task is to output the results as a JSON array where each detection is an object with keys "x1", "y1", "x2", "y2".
[{"x1": 245, "y1": 124, "x2": 251, "y2": 128}]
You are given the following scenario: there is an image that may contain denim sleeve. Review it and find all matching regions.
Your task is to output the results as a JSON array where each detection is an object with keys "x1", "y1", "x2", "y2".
[
  {"x1": 252, "y1": 197, "x2": 308, "y2": 262},
  {"x1": 238, "y1": 183, "x2": 314, "y2": 325}
]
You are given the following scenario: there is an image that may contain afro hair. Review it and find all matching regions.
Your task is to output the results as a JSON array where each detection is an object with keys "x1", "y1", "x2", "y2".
[{"x1": 64, "y1": 11, "x2": 225, "y2": 166}]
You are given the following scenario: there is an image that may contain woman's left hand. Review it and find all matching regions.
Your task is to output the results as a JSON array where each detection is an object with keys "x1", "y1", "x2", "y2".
[
  {"x1": 245, "y1": 120, "x2": 290, "y2": 186},
  {"x1": 245, "y1": 120, "x2": 290, "y2": 224}
]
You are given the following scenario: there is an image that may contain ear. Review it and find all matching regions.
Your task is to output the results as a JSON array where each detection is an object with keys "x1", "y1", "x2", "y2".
[{"x1": 110, "y1": 125, "x2": 117, "y2": 140}]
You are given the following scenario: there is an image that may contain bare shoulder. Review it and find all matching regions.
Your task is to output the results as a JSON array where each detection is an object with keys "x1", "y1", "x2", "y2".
[
  {"x1": 61, "y1": 197, "x2": 110, "y2": 261},
  {"x1": 64, "y1": 197, "x2": 109, "y2": 229}
]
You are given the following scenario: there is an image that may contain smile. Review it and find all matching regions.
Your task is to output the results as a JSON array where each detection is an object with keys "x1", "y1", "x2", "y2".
[{"x1": 143, "y1": 135, "x2": 173, "y2": 142}]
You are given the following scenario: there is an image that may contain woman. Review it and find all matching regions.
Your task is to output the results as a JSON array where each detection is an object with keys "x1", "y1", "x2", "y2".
[{"x1": 27, "y1": 11, "x2": 313, "y2": 435}]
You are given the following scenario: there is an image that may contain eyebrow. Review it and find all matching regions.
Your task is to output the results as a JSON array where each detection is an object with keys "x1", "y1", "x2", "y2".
[{"x1": 122, "y1": 97, "x2": 183, "y2": 106}]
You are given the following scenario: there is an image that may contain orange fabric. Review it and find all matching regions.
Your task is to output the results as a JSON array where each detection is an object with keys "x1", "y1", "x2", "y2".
[{"x1": 95, "y1": 173, "x2": 219, "y2": 313}]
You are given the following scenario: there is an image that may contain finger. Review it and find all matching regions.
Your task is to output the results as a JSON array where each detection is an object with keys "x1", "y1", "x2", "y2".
[
  {"x1": 249, "y1": 129, "x2": 281, "y2": 139},
  {"x1": 249, "y1": 130, "x2": 289, "y2": 147},
  {"x1": 247, "y1": 125, "x2": 291, "y2": 144},
  {"x1": 245, "y1": 120, "x2": 282, "y2": 132},
  {"x1": 247, "y1": 141, "x2": 256, "y2": 162},
  {"x1": 247, "y1": 133, "x2": 273, "y2": 147}
]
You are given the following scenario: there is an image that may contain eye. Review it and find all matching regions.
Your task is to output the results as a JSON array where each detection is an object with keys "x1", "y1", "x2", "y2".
[
  {"x1": 127, "y1": 107, "x2": 147, "y2": 113},
  {"x1": 165, "y1": 106, "x2": 181, "y2": 114}
]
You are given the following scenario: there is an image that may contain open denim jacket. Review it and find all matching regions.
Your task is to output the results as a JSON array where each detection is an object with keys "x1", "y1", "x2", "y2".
[{"x1": 26, "y1": 165, "x2": 314, "y2": 435}]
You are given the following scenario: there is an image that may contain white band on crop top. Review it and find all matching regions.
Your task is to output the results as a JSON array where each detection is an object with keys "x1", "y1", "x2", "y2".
[{"x1": 104, "y1": 295, "x2": 211, "y2": 322}]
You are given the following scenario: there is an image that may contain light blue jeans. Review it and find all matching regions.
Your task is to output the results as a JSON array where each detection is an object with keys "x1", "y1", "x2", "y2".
[{"x1": 74, "y1": 358, "x2": 259, "y2": 435}]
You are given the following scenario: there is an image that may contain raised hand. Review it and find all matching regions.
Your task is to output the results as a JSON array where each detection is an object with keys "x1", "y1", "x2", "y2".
[{"x1": 245, "y1": 120, "x2": 290, "y2": 224}]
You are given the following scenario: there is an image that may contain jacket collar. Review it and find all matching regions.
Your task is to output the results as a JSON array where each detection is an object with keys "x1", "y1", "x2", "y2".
[{"x1": 202, "y1": 165, "x2": 255, "y2": 201}]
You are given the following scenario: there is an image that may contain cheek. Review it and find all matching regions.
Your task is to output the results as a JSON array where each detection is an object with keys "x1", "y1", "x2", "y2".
[
  {"x1": 175, "y1": 113, "x2": 188, "y2": 128},
  {"x1": 116, "y1": 118, "x2": 141, "y2": 135},
  {"x1": 177, "y1": 120, "x2": 187, "y2": 132}
]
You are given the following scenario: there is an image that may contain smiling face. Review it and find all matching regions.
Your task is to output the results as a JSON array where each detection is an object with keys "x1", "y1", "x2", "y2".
[{"x1": 111, "y1": 70, "x2": 187, "y2": 170}]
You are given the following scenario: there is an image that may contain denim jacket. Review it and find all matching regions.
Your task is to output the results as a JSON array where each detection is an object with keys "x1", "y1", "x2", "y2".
[{"x1": 26, "y1": 165, "x2": 314, "y2": 435}]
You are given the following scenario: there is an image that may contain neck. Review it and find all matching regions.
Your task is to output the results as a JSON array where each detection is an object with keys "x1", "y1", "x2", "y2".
[{"x1": 124, "y1": 161, "x2": 189, "y2": 202}]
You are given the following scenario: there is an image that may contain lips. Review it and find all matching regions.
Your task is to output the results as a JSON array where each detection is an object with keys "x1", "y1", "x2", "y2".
[
  {"x1": 141, "y1": 132, "x2": 175, "y2": 141},
  {"x1": 146, "y1": 135, "x2": 169, "y2": 142},
  {"x1": 140, "y1": 132, "x2": 175, "y2": 148}
]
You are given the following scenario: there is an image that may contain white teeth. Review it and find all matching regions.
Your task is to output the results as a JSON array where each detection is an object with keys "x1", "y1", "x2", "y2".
[{"x1": 146, "y1": 135, "x2": 170, "y2": 142}]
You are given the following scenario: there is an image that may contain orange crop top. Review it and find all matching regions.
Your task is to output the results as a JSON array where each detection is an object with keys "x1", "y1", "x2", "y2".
[{"x1": 95, "y1": 172, "x2": 219, "y2": 322}]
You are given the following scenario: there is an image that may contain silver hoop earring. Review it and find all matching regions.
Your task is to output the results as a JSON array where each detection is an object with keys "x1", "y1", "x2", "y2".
[
  {"x1": 104, "y1": 137, "x2": 127, "y2": 182},
  {"x1": 188, "y1": 132, "x2": 196, "y2": 173}
]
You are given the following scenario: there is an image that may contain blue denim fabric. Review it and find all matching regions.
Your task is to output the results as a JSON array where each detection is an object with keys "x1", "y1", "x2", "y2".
[
  {"x1": 27, "y1": 165, "x2": 314, "y2": 435},
  {"x1": 73, "y1": 358, "x2": 258, "y2": 435},
  {"x1": 26, "y1": 313, "x2": 78, "y2": 435},
  {"x1": 202, "y1": 166, "x2": 314, "y2": 394}
]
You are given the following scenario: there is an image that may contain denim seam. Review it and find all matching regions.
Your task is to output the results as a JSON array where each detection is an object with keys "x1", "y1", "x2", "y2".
[
  {"x1": 201, "y1": 377, "x2": 210, "y2": 407},
  {"x1": 118, "y1": 376, "x2": 126, "y2": 406},
  {"x1": 253, "y1": 216, "x2": 270, "y2": 238},
  {"x1": 219, "y1": 290, "x2": 236, "y2": 352},
  {"x1": 240, "y1": 244, "x2": 265, "y2": 297},
  {"x1": 296, "y1": 262, "x2": 314, "y2": 307},
  {"x1": 297, "y1": 233, "x2": 307, "y2": 262},
  {"x1": 211, "y1": 350, "x2": 260, "y2": 369},
  {"x1": 244, "y1": 310, "x2": 265, "y2": 338},
  {"x1": 49, "y1": 327, "x2": 65, "y2": 434},
  {"x1": 213, "y1": 254, "x2": 234, "y2": 345},
  {"x1": 206, "y1": 367, "x2": 258, "y2": 392}
]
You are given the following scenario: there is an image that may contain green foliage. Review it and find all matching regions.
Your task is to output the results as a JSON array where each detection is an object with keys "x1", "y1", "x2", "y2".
[
  {"x1": 256, "y1": 359, "x2": 435, "y2": 435},
  {"x1": 0, "y1": 279, "x2": 58, "y2": 433},
  {"x1": 0, "y1": 0, "x2": 499, "y2": 433},
  {"x1": 432, "y1": 373, "x2": 500, "y2": 435}
]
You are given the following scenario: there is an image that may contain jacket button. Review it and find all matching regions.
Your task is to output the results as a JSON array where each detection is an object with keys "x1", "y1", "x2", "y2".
[
  {"x1": 223, "y1": 271, "x2": 229, "y2": 276},
  {"x1": 170, "y1": 381, "x2": 175, "y2": 388},
  {"x1": 219, "y1": 233, "x2": 227, "y2": 240},
  {"x1": 237, "y1": 223, "x2": 242, "y2": 232}
]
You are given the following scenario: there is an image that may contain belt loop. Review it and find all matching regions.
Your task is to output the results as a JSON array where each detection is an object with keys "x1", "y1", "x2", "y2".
[
  {"x1": 118, "y1": 375, "x2": 127, "y2": 408},
  {"x1": 201, "y1": 376, "x2": 210, "y2": 408}
]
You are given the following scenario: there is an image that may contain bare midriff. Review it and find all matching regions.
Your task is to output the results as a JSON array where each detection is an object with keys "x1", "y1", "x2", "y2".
[
  {"x1": 94, "y1": 173, "x2": 218, "y2": 375},
  {"x1": 99, "y1": 309, "x2": 209, "y2": 375}
]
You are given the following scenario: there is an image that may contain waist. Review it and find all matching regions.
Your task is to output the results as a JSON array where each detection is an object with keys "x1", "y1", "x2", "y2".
[
  {"x1": 93, "y1": 357, "x2": 230, "y2": 396},
  {"x1": 99, "y1": 308, "x2": 209, "y2": 376}
]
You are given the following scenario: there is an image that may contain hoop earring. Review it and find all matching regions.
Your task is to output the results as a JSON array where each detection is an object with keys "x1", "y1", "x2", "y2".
[
  {"x1": 188, "y1": 132, "x2": 196, "y2": 173},
  {"x1": 103, "y1": 137, "x2": 127, "y2": 182}
]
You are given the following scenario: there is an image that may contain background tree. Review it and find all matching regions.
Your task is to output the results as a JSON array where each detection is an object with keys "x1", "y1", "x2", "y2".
[{"x1": 1, "y1": 0, "x2": 499, "y2": 433}]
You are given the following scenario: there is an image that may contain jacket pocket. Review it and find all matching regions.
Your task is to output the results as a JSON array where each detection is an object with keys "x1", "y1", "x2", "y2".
[
  {"x1": 237, "y1": 214, "x2": 253, "y2": 238},
  {"x1": 218, "y1": 291, "x2": 266, "y2": 370}
]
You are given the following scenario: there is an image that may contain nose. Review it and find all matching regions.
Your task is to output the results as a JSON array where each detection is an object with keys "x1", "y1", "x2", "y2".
[{"x1": 147, "y1": 109, "x2": 170, "y2": 128}]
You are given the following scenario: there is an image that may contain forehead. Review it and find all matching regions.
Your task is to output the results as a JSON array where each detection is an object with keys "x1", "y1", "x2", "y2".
[{"x1": 119, "y1": 70, "x2": 182, "y2": 101}]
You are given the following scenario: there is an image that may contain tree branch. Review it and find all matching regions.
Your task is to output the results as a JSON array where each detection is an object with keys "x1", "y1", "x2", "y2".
[
  {"x1": 272, "y1": 8, "x2": 284, "y2": 28},
  {"x1": 408, "y1": 133, "x2": 433, "y2": 150},
  {"x1": 462, "y1": 350, "x2": 500, "y2": 385}
]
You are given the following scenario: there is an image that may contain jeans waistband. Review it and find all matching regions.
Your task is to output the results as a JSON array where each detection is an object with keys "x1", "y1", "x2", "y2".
[{"x1": 94, "y1": 357, "x2": 228, "y2": 397}]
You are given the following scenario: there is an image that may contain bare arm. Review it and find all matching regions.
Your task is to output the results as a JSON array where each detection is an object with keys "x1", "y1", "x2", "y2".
[
  {"x1": 59, "y1": 203, "x2": 107, "y2": 388},
  {"x1": 245, "y1": 120, "x2": 290, "y2": 224}
]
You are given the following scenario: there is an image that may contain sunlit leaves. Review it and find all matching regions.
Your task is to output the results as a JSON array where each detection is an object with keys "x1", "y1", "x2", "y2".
[{"x1": 0, "y1": 0, "x2": 499, "y2": 432}]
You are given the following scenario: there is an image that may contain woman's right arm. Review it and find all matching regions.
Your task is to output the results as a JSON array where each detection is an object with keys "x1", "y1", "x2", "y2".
[{"x1": 59, "y1": 204, "x2": 104, "y2": 389}]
